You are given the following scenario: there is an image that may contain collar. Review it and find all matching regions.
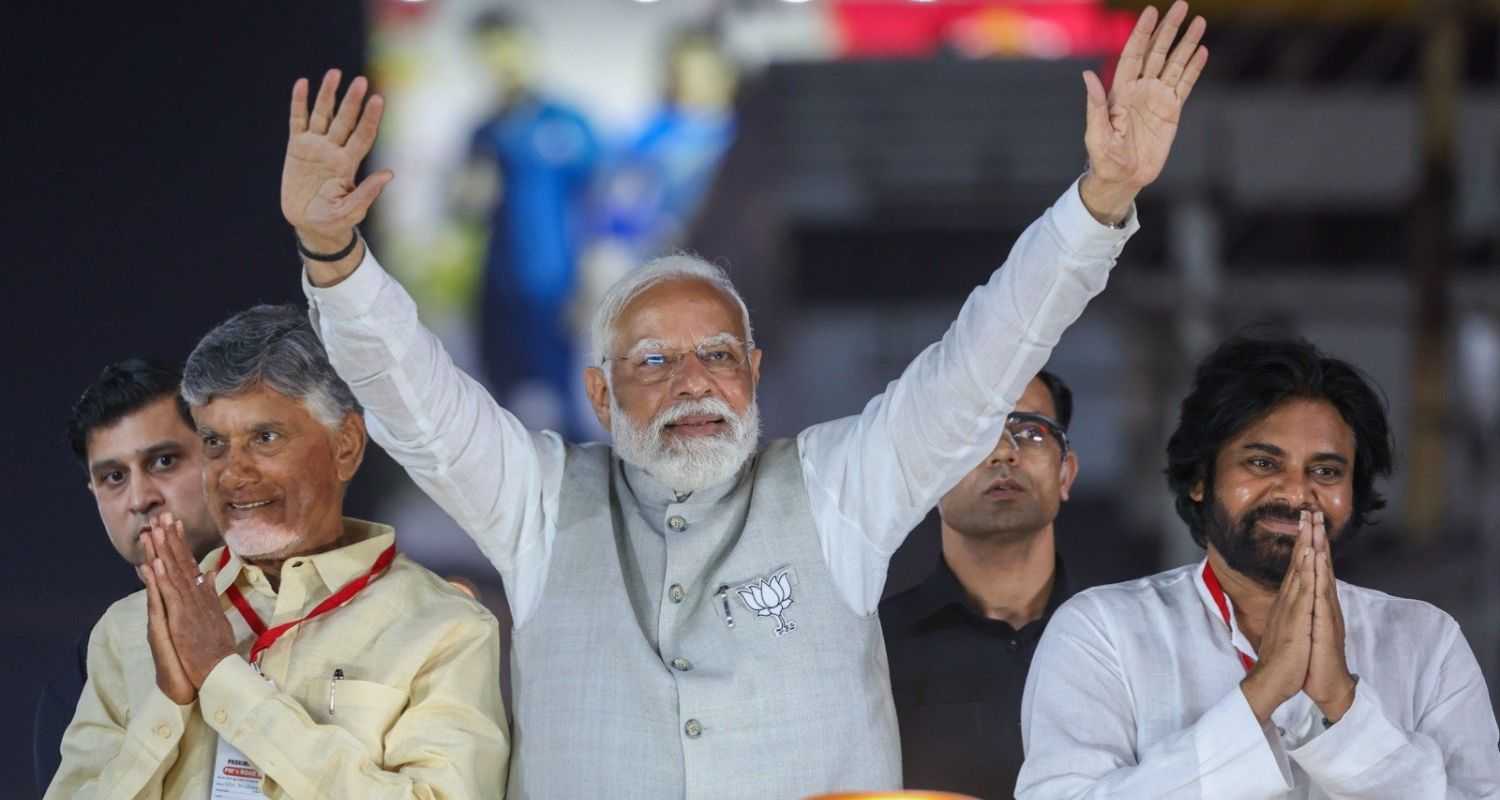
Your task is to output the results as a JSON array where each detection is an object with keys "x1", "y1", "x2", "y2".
[
  {"x1": 907, "y1": 554, "x2": 1072, "y2": 636},
  {"x1": 618, "y1": 452, "x2": 750, "y2": 510},
  {"x1": 200, "y1": 517, "x2": 396, "y2": 597},
  {"x1": 1192, "y1": 557, "x2": 1260, "y2": 661}
]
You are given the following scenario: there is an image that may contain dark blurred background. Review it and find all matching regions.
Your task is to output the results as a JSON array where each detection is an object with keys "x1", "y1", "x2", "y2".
[
  {"x1": 5, "y1": 1, "x2": 1500, "y2": 796},
  {"x1": 3, "y1": 4, "x2": 373, "y2": 796}
]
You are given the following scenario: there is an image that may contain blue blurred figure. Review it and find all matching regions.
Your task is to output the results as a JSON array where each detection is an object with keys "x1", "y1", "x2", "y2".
[
  {"x1": 593, "y1": 28, "x2": 736, "y2": 260},
  {"x1": 464, "y1": 12, "x2": 598, "y2": 439}
]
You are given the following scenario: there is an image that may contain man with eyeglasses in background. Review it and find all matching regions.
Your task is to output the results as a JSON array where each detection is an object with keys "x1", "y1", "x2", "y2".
[{"x1": 881, "y1": 370, "x2": 1080, "y2": 798}]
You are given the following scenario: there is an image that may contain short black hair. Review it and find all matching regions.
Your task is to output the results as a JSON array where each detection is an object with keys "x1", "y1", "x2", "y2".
[
  {"x1": 1165, "y1": 335, "x2": 1394, "y2": 547},
  {"x1": 1035, "y1": 369, "x2": 1073, "y2": 431},
  {"x1": 67, "y1": 358, "x2": 191, "y2": 466}
]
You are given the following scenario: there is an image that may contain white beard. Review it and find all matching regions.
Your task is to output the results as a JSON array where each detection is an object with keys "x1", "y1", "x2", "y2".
[
  {"x1": 611, "y1": 395, "x2": 760, "y2": 492},
  {"x1": 223, "y1": 520, "x2": 302, "y2": 558}
]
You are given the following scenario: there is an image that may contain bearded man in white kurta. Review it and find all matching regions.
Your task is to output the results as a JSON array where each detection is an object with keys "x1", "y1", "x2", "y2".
[
  {"x1": 1018, "y1": 335, "x2": 1500, "y2": 799},
  {"x1": 276, "y1": 4, "x2": 1209, "y2": 797}
]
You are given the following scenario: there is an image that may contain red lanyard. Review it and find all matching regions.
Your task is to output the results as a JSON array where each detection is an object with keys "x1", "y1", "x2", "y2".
[
  {"x1": 216, "y1": 544, "x2": 398, "y2": 666},
  {"x1": 1201, "y1": 561, "x2": 1257, "y2": 673}
]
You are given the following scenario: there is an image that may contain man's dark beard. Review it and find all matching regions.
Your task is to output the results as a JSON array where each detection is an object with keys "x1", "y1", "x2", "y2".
[{"x1": 1204, "y1": 498, "x2": 1340, "y2": 588}]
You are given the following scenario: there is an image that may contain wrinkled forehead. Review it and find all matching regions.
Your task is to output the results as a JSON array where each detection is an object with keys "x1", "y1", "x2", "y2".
[
  {"x1": 190, "y1": 383, "x2": 316, "y2": 431},
  {"x1": 613, "y1": 278, "x2": 747, "y2": 350}
]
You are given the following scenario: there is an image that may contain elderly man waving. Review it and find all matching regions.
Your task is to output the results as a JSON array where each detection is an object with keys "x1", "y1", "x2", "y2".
[
  {"x1": 47, "y1": 305, "x2": 508, "y2": 799},
  {"x1": 283, "y1": 4, "x2": 1207, "y2": 796}
]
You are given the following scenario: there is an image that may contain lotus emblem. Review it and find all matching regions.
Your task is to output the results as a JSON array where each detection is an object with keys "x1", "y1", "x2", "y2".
[{"x1": 737, "y1": 569, "x2": 797, "y2": 636}]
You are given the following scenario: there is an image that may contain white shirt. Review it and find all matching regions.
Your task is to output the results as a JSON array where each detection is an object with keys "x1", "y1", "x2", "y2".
[
  {"x1": 302, "y1": 178, "x2": 1134, "y2": 625},
  {"x1": 1018, "y1": 560, "x2": 1500, "y2": 799}
]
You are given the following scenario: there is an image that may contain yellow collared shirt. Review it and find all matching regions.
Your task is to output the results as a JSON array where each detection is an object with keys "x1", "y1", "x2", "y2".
[{"x1": 46, "y1": 518, "x2": 509, "y2": 799}]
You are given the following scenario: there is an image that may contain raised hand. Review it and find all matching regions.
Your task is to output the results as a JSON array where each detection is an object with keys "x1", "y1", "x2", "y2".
[
  {"x1": 138, "y1": 524, "x2": 197, "y2": 705},
  {"x1": 1240, "y1": 511, "x2": 1315, "y2": 724},
  {"x1": 282, "y1": 69, "x2": 392, "y2": 255},
  {"x1": 1304, "y1": 511, "x2": 1357, "y2": 722},
  {"x1": 147, "y1": 513, "x2": 238, "y2": 688},
  {"x1": 1079, "y1": 1, "x2": 1207, "y2": 222}
]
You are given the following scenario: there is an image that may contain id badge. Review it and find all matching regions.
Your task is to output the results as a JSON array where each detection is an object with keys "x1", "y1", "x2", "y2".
[{"x1": 210, "y1": 734, "x2": 268, "y2": 799}]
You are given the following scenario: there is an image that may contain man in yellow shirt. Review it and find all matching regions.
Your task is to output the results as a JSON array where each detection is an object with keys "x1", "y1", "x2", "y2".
[{"x1": 48, "y1": 304, "x2": 509, "y2": 799}]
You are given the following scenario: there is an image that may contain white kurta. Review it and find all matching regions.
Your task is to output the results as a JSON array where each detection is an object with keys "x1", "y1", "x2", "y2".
[
  {"x1": 302, "y1": 177, "x2": 1134, "y2": 627},
  {"x1": 302, "y1": 177, "x2": 1135, "y2": 798},
  {"x1": 1018, "y1": 560, "x2": 1500, "y2": 799}
]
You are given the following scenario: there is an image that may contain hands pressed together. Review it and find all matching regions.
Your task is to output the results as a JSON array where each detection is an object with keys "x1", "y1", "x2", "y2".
[
  {"x1": 136, "y1": 514, "x2": 238, "y2": 705},
  {"x1": 1240, "y1": 511, "x2": 1357, "y2": 726}
]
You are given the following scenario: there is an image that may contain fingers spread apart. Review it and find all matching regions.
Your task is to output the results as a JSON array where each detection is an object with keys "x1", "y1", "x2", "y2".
[{"x1": 1115, "y1": 2, "x2": 1209, "y2": 101}]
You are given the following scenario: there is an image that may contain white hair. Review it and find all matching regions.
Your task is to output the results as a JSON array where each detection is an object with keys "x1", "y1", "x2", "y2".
[
  {"x1": 611, "y1": 394, "x2": 761, "y2": 491},
  {"x1": 589, "y1": 254, "x2": 754, "y2": 371}
]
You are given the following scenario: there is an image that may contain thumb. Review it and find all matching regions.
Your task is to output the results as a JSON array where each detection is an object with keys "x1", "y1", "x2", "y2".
[
  {"x1": 1082, "y1": 70, "x2": 1110, "y2": 136},
  {"x1": 343, "y1": 169, "x2": 394, "y2": 220}
]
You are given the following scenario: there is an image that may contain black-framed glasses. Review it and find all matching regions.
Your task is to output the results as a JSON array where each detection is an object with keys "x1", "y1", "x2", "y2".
[{"x1": 1002, "y1": 411, "x2": 1069, "y2": 456}]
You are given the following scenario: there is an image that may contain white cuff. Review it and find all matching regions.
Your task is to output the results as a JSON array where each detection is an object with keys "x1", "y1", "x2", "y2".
[
  {"x1": 1050, "y1": 175, "x2": 1139, "y2": 261},
  {"x1": 301, "y1": 245, "x2": 389, "y2": 321},
  {"x1": 1195, "y1": 686, "x2": 1295, "y2": 799},
  {"x1": 1289, "y1": 680, "x2": 1406, "y2": 786}
]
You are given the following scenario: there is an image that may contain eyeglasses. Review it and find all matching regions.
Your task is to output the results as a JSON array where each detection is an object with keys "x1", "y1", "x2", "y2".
[
  {"x1": 1002, "y1": 412, "x2": 1069, "y2": 456},
  {"x1": 603, "y1": 337, "x2": 754, "y2": 385}
]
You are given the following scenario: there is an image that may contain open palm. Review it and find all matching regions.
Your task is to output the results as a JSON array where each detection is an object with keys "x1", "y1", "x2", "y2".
[
  {"x1": 1084, "y1": 2, "x2": 1207, "y2": 190},
  {"x1": 281, "y1": 70, "x2": 392, "y2": 246}
]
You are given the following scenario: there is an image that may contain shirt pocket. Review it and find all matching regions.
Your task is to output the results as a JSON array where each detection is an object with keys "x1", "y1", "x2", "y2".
[{"x1": 315, "y1": 678, "x2": 410, "y2": 761}]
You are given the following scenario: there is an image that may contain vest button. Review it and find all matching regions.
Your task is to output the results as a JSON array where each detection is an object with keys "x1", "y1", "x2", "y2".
[
  {"x1": 667, "y1": 515, "x2": 688, "y2": 531},
  {"x1": 669, "y1": 584, "x2": 686, "y2": 603},
  {"x1": 671, "y1": 657, "x2": 693, "y2": 671},
  {"x1": 684, "y1": 718, "x2": 703, "y2": 738},
  {"x1": 154, "y1": 724, "x2": 171, "y2": 739}
]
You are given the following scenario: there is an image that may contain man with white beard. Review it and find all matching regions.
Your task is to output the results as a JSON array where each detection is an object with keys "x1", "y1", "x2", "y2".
[{"x1": 280, "y1": 3, "x2": 1208, "y2": 796}]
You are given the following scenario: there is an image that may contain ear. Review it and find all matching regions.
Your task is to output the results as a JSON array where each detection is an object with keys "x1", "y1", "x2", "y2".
[
  {"x1": 333, "y1": 412, "x2": 368, "y2": 483},
  {"x1": 1189, "y1": 479, "x2": 1205, "y2": 503},
  {"x1": 584, "y1": 366, "x2": 612, "y2": 432},
  {"x1": 1058, "y1": 451, "x2": 1080, "y2": 501},
  {"x1": 749, "y1": 347, "x2": 764, "y2": 388}
]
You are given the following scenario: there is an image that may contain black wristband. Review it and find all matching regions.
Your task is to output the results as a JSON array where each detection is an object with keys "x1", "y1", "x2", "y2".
[{"x1": 295, "y1": 228, "x2": 360, "y2": 262}]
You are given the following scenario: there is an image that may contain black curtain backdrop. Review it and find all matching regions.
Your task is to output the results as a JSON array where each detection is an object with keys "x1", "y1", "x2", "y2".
[{"x1": 2, "y1": 4, "x2": 367, "y2": 795}]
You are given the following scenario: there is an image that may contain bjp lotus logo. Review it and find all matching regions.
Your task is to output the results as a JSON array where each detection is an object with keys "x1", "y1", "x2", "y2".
[{"x1": 737, "y1": 568, "x2": 797, "y2": 637}]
